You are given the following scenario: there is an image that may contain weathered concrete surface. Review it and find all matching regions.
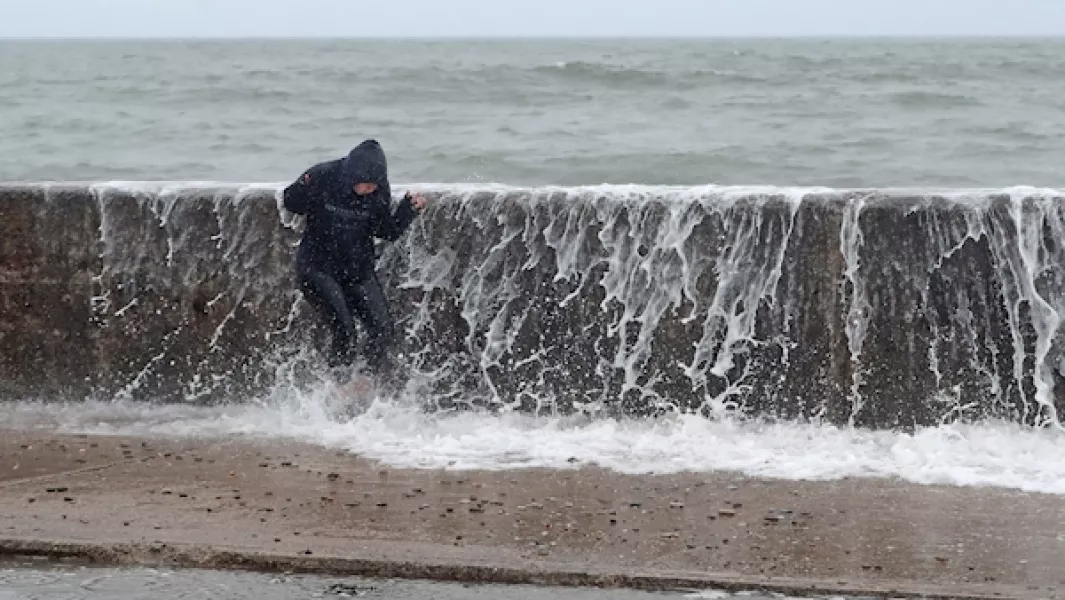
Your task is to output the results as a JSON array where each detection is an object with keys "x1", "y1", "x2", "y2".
[
  {"x1": 0, "y1": 431, "x2": 1062, "y2": 599},
  {"x1": 1, "y1": 184, "x2": 1063, "y2": 428},
  {"x1": 0, "y1": 184, "x2": 306, "y2": 405}
]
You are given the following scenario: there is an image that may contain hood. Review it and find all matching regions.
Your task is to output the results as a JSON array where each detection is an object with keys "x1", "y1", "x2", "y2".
[{"x1": 342, "y1": 139, "x2": 389, "y2": 187}]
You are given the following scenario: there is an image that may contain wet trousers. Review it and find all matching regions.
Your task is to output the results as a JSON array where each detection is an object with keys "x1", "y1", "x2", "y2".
[{"x1": 297, "y1": 262, "x2": 396, "y2": 376}]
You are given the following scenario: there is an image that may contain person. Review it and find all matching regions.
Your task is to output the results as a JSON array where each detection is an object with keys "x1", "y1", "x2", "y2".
[{"x1": 282, "y1": 139, "x2": 427, "y2": 384}]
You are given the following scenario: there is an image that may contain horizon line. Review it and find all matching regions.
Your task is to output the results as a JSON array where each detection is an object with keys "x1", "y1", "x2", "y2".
[{"x1": 3, "y1": 33, "x2": 1065, "y2": 42}]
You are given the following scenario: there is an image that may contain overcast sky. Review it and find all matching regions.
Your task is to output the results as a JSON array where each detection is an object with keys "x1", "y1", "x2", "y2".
[{"x1": 2, "y1": 0, "x2": 1064, "y2": 38}]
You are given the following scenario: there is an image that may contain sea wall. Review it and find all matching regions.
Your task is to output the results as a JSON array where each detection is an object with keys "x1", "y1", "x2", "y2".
[{"x1": 0, "y1": 183, "x2": 1062, "y2": 429}]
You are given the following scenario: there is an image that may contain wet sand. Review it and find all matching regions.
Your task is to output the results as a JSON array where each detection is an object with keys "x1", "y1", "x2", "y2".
[{"x1": 1, "y1": 430, "x2": 1062, "y2": 599}]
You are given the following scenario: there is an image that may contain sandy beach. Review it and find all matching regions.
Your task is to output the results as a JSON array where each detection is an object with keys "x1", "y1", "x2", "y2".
[{"x1": 1, "y1": 429, "x2": 1062, "y2": 599}]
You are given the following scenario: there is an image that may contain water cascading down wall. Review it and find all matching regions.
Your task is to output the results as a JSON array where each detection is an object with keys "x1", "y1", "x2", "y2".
[{"x1": 1, "y1": 183, "x2": 1062, "y2": 430}]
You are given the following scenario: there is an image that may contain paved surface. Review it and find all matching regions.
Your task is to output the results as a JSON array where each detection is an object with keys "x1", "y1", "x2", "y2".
[
  {"x1": 0, "y1": 559, "x2": 745, "y2": 600},
  {"x1": 1, "y1": 430, "x2": 1063, "y2": 599}
]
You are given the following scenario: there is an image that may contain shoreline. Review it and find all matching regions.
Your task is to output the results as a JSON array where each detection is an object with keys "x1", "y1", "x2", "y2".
[{"x1": 2, "y1": 430, "x2": 1062, "y2": 599}]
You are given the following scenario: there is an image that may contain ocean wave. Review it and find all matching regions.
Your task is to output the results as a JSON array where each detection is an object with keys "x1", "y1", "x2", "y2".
[
  {"x1": 7, "y1": 398, "x2": 1065, "y2": 495},
  {"x1": 3, "y1": 182, "x2": 1063, "y2": 434},
  {"x1": 6, "y1": 181, "x2": 1060, "y2": 198},
  {"x1": 534, "y1": 60, "x2": 769, "y2": 86},
  {"x1": 889, "y1": 89, "x2": 984, "y2": 108}
]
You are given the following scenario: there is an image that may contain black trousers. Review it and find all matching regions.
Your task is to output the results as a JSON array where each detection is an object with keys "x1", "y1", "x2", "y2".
[{"x1": 297, "y1": 262, "x2": 396, "y2": 376}]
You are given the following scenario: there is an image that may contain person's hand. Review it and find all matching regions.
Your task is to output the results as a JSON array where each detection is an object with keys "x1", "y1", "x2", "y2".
[{"x1": 407, "y1": 192, "x2": 428, "y2": 212}]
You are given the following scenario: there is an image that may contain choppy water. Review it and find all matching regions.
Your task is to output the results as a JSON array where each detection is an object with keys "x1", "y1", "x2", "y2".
[{"x1": 2, "y1": 38, "x2": 1065, "y2": 186}]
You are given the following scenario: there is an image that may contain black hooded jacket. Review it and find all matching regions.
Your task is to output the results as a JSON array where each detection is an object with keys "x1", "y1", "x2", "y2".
[{"x1": 283, "y1": 140, "x2": 417, "y2": 281}]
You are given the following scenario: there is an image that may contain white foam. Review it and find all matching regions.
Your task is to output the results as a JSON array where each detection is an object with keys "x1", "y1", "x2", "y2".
[
  {"x1": 3, "y1": 180, "x2": 1062, "y2": 198},
  {"x1": 5, "y1": 392, "x2": 1064, "y2": 496},
  {"x1": 683, "y1": 591, "x2": 730, "y2": 599}
]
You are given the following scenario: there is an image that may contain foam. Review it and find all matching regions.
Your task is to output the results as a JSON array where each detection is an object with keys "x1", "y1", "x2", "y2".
[
  {"x1": 5, "y1": 391, "x2": 1064, "y2": 496},
  {"x1": 5, "y1": 180, "x2": 1062, "y2": 198},
  {"x1": 3, "y1": 181, "x2": 1064, "y2": 489}
]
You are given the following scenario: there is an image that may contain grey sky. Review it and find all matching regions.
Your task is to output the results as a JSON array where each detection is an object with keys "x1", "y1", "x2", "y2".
[{"x1": 2, "y1": 0, "x2": 1064, "y2": 38}]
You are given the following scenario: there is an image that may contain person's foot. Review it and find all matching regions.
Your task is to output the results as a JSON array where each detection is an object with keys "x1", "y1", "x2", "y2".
[
  {"x1": 335, "y1": 373, "x2": 375, "y2": 399},
  {"x1": 350, "y1": 374, "x2": 374, "y2": 396},
  {"x1": 328, "y1": 364, "x2": 355, "y2": 385}
]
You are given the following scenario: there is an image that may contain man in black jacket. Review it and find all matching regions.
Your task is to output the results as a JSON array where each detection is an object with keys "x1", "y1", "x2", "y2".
[{"x1": 283, "y1": 139, "x2": 426, "y2": 381}]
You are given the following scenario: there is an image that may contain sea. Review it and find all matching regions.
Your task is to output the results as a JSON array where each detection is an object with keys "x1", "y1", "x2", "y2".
[
  {"x1": 3, "y1": 38, "x2": 1065, "y2": 187},
  {"x1": 1, "y1": 38, "x2": 1064, "y2": 500}
]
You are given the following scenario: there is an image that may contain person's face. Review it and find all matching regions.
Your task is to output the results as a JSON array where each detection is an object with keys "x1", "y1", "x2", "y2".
[{"x1": 354, "y1": 182, "x2": 378, "y2": 196}]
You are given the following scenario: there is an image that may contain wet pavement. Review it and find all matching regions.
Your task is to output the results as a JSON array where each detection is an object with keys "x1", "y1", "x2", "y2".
[
  {"x1": 0, "y1": 560, "x2": 788, "y2": 600},
  {"x1": 1, "y1": 431, "x2": 1063, "y2": 599}
]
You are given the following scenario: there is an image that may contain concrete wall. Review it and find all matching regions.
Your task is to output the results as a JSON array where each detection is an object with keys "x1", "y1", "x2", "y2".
[{"x1": 1, "y1": 183, "x2": 1062, "y2": 429}]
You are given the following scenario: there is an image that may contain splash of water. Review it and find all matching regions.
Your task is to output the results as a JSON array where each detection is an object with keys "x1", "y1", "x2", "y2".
[
  {"x1": 6, "y1": 382, "x2": 1065, "y2": 495},
  {"x1": 2, "y1": 183, "x2": 1064, "y2": 430}
]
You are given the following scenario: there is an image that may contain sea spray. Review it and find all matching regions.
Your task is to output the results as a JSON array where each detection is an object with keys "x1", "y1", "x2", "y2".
[{"x1": 0, "y1": 183, "x2": 1062, "y2": 430}]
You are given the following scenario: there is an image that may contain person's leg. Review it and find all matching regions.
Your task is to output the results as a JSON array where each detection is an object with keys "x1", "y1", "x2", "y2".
[
  {"x1": 344, "y1": 273, "x2": 397, "y2": 377},
  {"x1": 298, "y1": 265, "x2": 357, "y2": 368}
]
